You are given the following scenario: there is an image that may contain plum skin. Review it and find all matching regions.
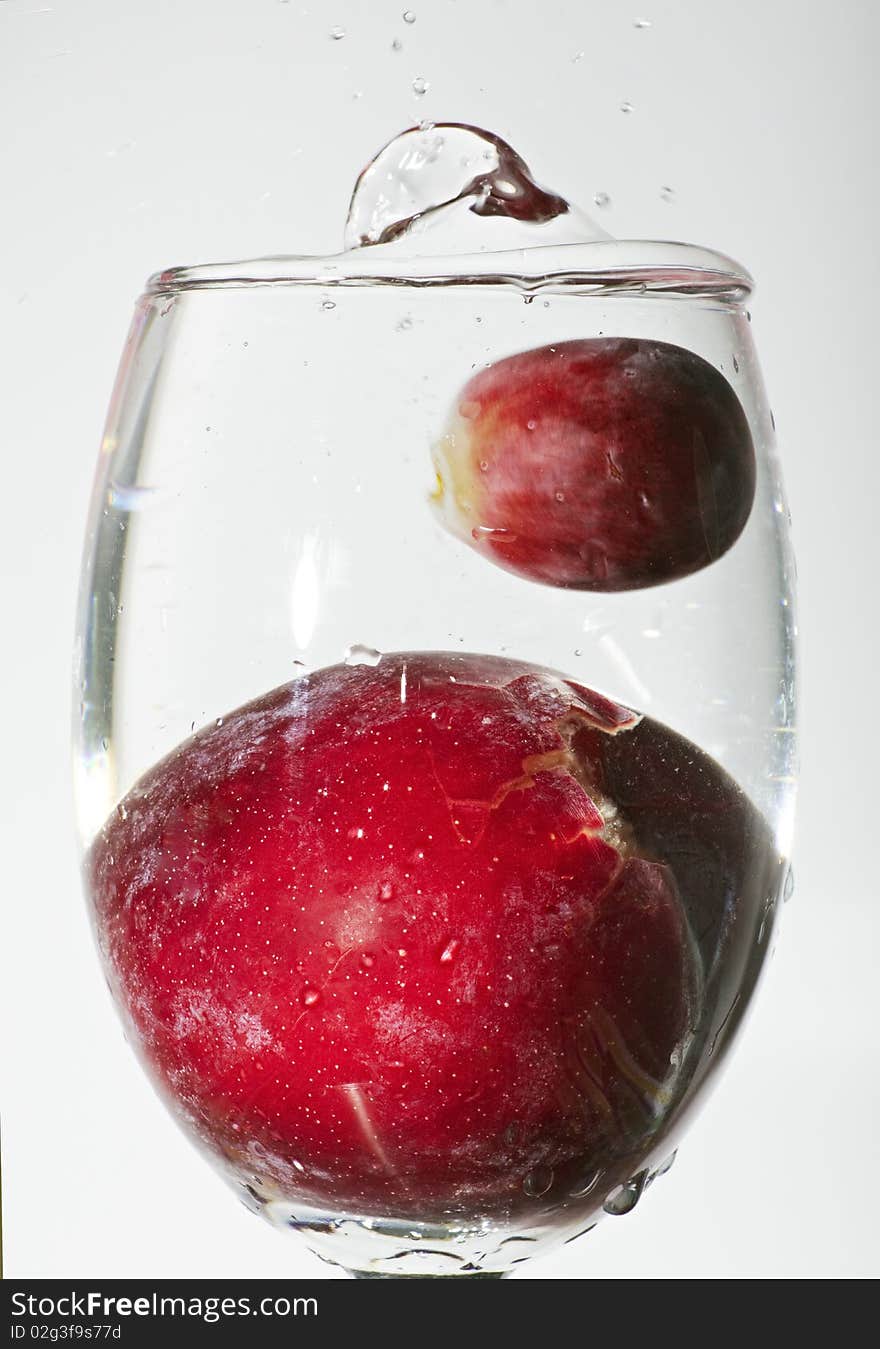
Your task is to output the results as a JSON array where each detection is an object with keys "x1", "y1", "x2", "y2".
[
  {"x1": 431, "y1": 338, "x2": 756, "y2": 591},
  {"x1": 88, "y1": 653, "x2": 698, "y2": 1218}
]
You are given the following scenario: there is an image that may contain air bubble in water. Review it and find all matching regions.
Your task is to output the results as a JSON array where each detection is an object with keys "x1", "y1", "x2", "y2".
[
  {"x1": 569, "y1": 1169, "x2": 601, "y2": 1198},
  {"x1": 344, "y1": 644, "x2": 382, "y2": 666},
  {"x1": 523, "y1": 1167, "x2": 554, "y2": 1198}
]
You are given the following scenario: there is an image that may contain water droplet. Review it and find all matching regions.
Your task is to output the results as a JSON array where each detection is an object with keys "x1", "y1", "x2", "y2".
[
  {"x1": 523, "y1": 1166, "x2": 554, "y2": 1198},
  {"x1": 555, "y1": 490, "x2": 566, "y2": 503},
  {"x1": 215, "y1": 717, "x2": 224, "y2": 728},
  {"x1": 396, "y1": 315, "x2": 413, "y2": 330},
  {"x1": 412, "y1": 76, "x2": 429, "y2": 96},
  {"x1": 320, "y1": 299, "x2": 336, "y2": 311},
  {"x1": 403, "y1": 8, "x2": 416, "y2": 21},
  {"x1": 478, "y1": 459, "x2": 489, "y2": 472},
  {"x1": 603, "y1": 1169, "x2": 648, "y2": 1215},
  {"x1": 391, "y1": 37, "x2": 402, "y2": 51},
  {"x1": 572, "y1": 50, "x2": 584, "y2": 63},
  {"x1": 650, "y1": 1150, "x2": 677, "y2": 1181},
  {"x1": 301, "y1": 987, "x2": 320, "y2": 1008},
  {"x1": 660, "y1": 184, "x2": 675, "y2": 203},
  {"x1": 344, "y1": 644, "x2": 382, "y2": 666},
  {"x1": 329, "y1": 25, "x2": 345, "y2": 40},
  {"x1": 378, "y1": 881, "x2": 395, "y2": 902},
  {"x1": 620, "y1": 100, "x2": 633, "y2": 114},
  {"x1": 360, "y1": 952, "x2": 375, "y2": 969},
  {"x1": 593, "y1": 191, "x2": 611, "y2": 209},
  {"x1": 439, "y1": 937, "x2": 459, "y2": 964},
  {"x1": 633, "y1": 17, "x2": 652, "y2": 28},
  {"x1": 783, "y1": 865, "x2": 795, "y2": 903},
  {"x1": 733, "y1": 355, "x2": 740, "y2": 373}
]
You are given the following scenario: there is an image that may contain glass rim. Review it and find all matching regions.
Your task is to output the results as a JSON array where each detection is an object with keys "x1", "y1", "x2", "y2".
[{"x1": 146, "y1": 239, "x2": 754, "y2": 303}]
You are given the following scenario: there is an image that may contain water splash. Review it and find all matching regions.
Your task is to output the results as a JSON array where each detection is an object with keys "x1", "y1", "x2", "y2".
[{"x1": 344, "y1": 123, "x2": 609, "y2": 252}]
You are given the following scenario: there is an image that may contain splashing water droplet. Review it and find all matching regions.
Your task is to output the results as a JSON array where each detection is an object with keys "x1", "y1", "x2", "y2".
[
  {"x1": 344, "y1": 123, "x2": 609, "y2": 251},
  {"x1": 593, "y1": 191, "x2": 611, "y2": 209},
  {"x1": 523, "y1": 1167, "x2": 554, "y2": 1198},
  {"x1": 344, "y1": 644, "x2": 382, "y2": 666},
  {"x1": 412, "y1": 76, "x2": 429, "y2": 96},
  {"x1": 603, "y1": 1169, "x2": 648, "y2": 1215}
]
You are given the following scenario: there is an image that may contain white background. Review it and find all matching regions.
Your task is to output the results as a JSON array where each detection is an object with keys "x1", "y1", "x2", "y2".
[{"x1": 1, "y1": 0, "x2": 877, "y2": 1279}]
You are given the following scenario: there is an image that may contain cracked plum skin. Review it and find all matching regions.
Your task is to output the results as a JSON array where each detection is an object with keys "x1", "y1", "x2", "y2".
[
  {"x1": 89, "y1": 653, "x2": 698, "y2": 1217},
  {"x1": 432, "y1": 339, "x2": 756, "y2": 591}
]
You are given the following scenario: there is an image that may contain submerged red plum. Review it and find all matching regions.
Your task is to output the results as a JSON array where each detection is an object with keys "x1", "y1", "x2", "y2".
[
  {"x1": 432, "y1": 339, "x2": 756, "y2": 591},
  {"x1": 89, "y1": 653, "x2": 706, "y2": 1218}
]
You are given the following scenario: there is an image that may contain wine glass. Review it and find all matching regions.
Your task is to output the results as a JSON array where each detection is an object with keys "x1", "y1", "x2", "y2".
[{"x1": 74, "y1": 125, "x2": 796, "y2": 1278}]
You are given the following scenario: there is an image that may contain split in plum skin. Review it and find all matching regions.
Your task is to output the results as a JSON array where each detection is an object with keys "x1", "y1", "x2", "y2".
[
  {"x1": 432, "y1": 339, "x2": 756, "y2": 591},
  {"x1": 88, "y1": 652, "x2": 778, "y2": 1227}
]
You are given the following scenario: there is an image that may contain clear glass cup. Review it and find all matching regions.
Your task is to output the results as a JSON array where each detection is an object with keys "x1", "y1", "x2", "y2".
[{"x1": 74, "y1": 146, "x2": 796, "y2": 1276}]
